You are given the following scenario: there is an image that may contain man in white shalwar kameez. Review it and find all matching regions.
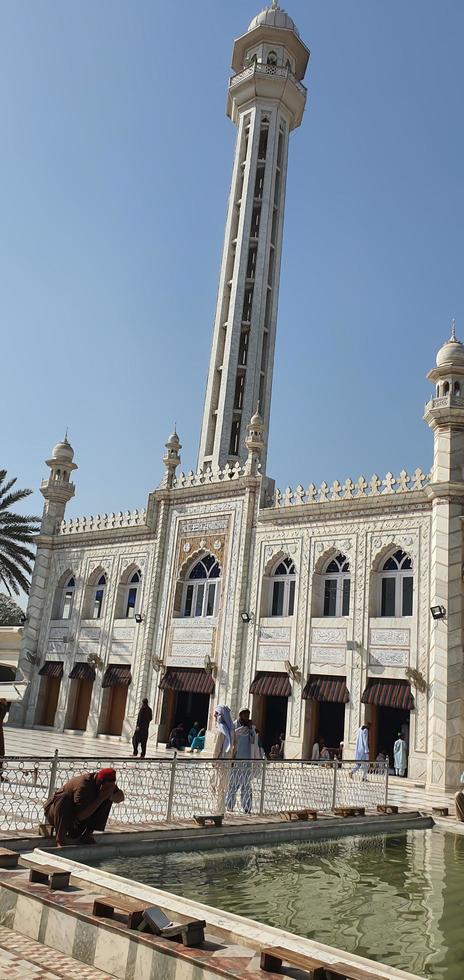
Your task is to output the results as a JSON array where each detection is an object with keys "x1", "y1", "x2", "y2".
[
  {"x1": 393, "y1": 733, "x2": 408, "y2": 776},
  {"x1": 351, "y1": 724, "x2": 370, "y2": 780}
]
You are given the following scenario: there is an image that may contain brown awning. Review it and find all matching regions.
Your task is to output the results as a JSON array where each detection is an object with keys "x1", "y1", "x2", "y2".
[
  {"x1": 69, "y1": 662, "x2": 95, "y2": 682},
  {"x1": 250, "y1": 672, "x2": 292, "y2": 698},
  {"x1": 361, "y1": 679, "x2": 414, "y2": 711},
  {"x1": 302, "y1": 675, "x2": 349, "y2": 703},
  {"x1": 159, "y1": 668, "x2": 215, "y2": 695},
  {"x1": 102, "y1": 665, "x2": 132, "y2": 688},
  {"x1": 38, "y1": 661, "x2": 63, "y2": 678}
]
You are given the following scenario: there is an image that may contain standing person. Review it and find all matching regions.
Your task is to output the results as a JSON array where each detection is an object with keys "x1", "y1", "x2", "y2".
[
  {"x1": 393, "y1": 732, "x2": 408, "y2": 776},
  {"x1": 0, "y1": 699, "x2": 8, "y2": 780},
  {"x1": 44, "y1": 768, "x2": 124, "y2": 847},
  {"x1": 455, "y1": 772, "x2": 464, "y2": 822},
  {"x1": 350, "y1": 724, "x2": 370, "y2": 781},
  {"x1": 212, "y1": 705, "x2": 234, "y2": 812},
  {"x1": 311, "y1": 739, "x2": 320, "y2": 761},
  {"x1": 132, "y1": 698, "x2": 153, "y2": 758},
  {"x1": 226, "y1": 708, "x2": 256, "y2": 814}
]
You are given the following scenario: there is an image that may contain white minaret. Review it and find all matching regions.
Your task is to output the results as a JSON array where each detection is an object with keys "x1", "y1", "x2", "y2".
[
  {"x1": 424, "y1": 323, "x2": 464, "y2": 788},
  {"x1": 198, "y1": 3, "x2": 310, "y2": 472}
]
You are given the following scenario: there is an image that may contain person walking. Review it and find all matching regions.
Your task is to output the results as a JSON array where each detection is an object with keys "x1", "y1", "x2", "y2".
[
  {"x1": 226, "y1": 708, "x2": 256, "y2": 813},
  {"x1": 0, "y1": 698, "x2": 8, "y2": 780},
  {"x1": 350, "y1": 724, "x2": 370, "y2": 781},
  {"x1": 212, "y1": 705, "x2": 235, "y2": 811},
  {"x1": 393, "y1": 733, "x2": 408, "y2": 776},
  {"x1": 44, "y1": 768, "x2": 124, "y2": 847},
  {"x1": 132, "y1": 698, "x2": 153, "y2": 758}
]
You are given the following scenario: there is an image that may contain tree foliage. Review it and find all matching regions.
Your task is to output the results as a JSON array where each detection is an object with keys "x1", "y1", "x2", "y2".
[
  {"x1": 0, "y1": 593, "x2": 23, "y2": 626},
  {"x1": 0, "y1": 470, "x2": 40, "y2": 596}
]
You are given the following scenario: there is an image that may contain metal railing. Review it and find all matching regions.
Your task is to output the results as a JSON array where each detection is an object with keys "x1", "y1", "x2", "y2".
[
  {"x1": 0, "y1": 754, "x2": 388, "y2": 833},
  {"x1": 230, "y1": 62, "x2": 307, "y2": 97}
]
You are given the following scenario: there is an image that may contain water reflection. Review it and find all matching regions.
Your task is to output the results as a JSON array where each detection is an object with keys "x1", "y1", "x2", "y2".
[{"x1": 92, "y1": 829, "x2": 464, "y2": 979}]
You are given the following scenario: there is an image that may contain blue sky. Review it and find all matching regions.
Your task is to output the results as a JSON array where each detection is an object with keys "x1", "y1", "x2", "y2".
[{"x1": 1, "y1": 0, "x2": 463, "y2": 523}]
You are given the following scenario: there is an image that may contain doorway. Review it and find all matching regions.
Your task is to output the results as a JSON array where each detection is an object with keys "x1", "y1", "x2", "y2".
[
  {"x1": 36, "y1": 676, "x2": 61, "y2": 727},
  {"x1": 98, "y1": 685, "x2": 128, "y2": 736},
  {"x1": 66, "y1": 678, "x2": 93, "y2": 731},
  {"x1": 372, "y1": 705, "x2": 410, "y2": 768},
  {"x1": 317, "y1": 701, "x2": 345, "y2": 752},
  {"x1": 260, "y1": 695, "x2": 288, "y2": 754},
  {"x1": 173, "y1": 691, "x2": 210, "y2": 731}
]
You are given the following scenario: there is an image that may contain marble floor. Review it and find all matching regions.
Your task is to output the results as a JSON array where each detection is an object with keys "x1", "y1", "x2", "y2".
[
  {"x1": 3, "y1": 727, "x2": 155, "y2": 759},
  {"x1": 0, "y1": 924, "x2": 114, "y2": 979}
]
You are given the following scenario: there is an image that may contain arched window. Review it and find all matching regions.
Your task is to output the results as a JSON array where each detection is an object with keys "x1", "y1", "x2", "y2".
[
  {"x1": 61, "y1": 576, "x2": 75, "y2": 620},
  {"x1": 270, "y1": 557, "x2": 296, "y2": 616},
  {"x1": 92, "y1": 575, "x2": 106, "y2": 619},
  {"x1": 454, "y1": 381, "x2": 461, "y2": 395},
  {"x1": 183, "y1": 555, "x2": 221, "y2": 618},
  {"x1": 267, "y1": 50, "x2": 278, "y2": 66},
  {"x1": 125, "y1": 570, "x2": 141, "y2": 619},
  {"x1": 444, "y1": 381, "x2": 450, "y2": 395},
  {"x1": 380, "y1": 550, "x2": 413, "y2": 617},
  {"x1": 323, "y1": 554, "x2": 350, "y2": 617}
]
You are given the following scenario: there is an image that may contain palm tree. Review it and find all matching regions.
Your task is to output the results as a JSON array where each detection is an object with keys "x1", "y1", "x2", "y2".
[{"x1": 0, "y1": 470, "x2": 40, "y2": 596}]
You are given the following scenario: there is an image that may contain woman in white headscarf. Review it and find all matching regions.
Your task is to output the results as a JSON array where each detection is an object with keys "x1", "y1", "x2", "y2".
[
  {"x1": 211, "y1": 705, "x2": 234, "y2": 812},
  {"x1": 213, "y1": 705, "x2": 234, "y2": 759}
]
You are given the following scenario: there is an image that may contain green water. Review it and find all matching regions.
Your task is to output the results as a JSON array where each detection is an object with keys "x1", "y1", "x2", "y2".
[{"x1": 92, "y1": 829, "x2": 464, "y2": 979}]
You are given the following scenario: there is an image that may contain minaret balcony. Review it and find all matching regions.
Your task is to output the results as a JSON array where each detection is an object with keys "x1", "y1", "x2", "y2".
[
  {"x1": 41, "y1": 478, "x2": 75, "y2": 493},
  {"x1": 227, "y1": 63, "x2": 307, "y2": 129},
  {"x1": 424, "y1": 394, "x2": 464, "y2": 428}
]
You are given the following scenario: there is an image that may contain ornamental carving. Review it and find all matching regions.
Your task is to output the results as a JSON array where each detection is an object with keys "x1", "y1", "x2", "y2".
[
  {"x1": 311, "y1": 627, "x2": 346, "y2": 644},
  {"x1": 370, "y1": 628, "x2": 409, "y2": 646},
  {"x1": 259, "y1": 626, "x2": 291, "y2": 642},
  {"x1": 258, "y1": 645, "x2": 290, "y2": 661},
  {"x1": 369, "y1": 650, "x2": 409, "y2": 667}
]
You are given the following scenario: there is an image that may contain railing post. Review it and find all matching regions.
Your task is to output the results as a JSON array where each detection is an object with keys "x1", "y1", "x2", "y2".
[
  {"x1": 166, "y1": 752, "x2": 177, "y2": 823},
  {"x1": 332, "y1": 758, "x2": 338, "y2": 810},
  {"x1": 385, "y1": 756, "x2": 389, "y2": 806},
  {"x1": 47, "y1": 749, "x2": 59, "y2": 798},
  {"x1": 259, "y1": 759, "x2": 266, "y2": 815}
]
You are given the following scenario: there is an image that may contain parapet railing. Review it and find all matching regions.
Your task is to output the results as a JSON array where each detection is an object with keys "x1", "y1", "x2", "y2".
[
  {"x1": 58, "y1": 509, "x2": 147, "y2": 535},
  {"x1": 272, "y1": 469, "x2": 431, "y2": 508},
  {"x1": 230, "y1": 61, "x2": 307, "y2": 97},
  {"x1": 0, "y1": 753, "x2": 388, "y2": 832}
]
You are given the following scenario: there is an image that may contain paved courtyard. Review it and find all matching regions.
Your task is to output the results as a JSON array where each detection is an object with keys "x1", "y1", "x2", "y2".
[{"x1": 3, "y1": 726, "x2": 161, "y2": 759}]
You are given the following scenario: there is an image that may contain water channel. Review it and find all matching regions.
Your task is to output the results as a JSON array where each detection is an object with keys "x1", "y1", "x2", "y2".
[{"x1": 92, "y1": 828, "x2": 464, "y2": 979}]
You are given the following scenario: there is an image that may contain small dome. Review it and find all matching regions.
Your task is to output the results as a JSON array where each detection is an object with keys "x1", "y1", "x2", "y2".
[
  {"x1": 248, "y1": 4, "x2": 299, "y2": 37},
  {"x1": 166, "y1": 428, "x2": 181, "y2": 448},
  {"x1": 52, "y1": 436, "x2": 74, "y2": 462},
  {"x1": 436, "y1": 323, "x2": 464, "y2": 367},
  {"x1": 250, "y1": 409, "x2": 264, "y2": 427}
]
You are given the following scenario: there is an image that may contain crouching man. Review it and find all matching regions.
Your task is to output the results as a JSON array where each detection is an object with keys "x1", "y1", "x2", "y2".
[{"x1": 44, "y1": 767, "x2": 124, "y2": 847}]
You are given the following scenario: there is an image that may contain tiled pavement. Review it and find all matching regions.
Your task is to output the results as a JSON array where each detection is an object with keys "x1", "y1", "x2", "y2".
[
  {"x1": 0, "y1": 924, "x2": 114, "y2": 979},
  {"x1": 3, "y1": 727, "x2": 156, "y2": 760}
]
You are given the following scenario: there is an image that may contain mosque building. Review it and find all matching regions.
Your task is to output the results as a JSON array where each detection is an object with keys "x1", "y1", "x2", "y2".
[{"x1": 12, "y1": 3, "x2": 464, "y2": 791}]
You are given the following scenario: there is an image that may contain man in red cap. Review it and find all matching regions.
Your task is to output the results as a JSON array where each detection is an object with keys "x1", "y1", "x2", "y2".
[{"x1": 44, "y1": 768, "x2": 124, "y2": 847}]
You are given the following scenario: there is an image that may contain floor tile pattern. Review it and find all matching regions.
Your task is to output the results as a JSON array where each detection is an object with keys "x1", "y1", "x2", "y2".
[{"x1": 0, "y1": 924, "x2": 114, "y2": 979}]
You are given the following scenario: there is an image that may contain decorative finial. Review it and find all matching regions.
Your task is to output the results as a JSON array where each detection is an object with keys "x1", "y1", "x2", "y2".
[
  {"x1": 271, "y1": 0, "x2": 279, "y2": 8},
  {"x1": 451, "y1": 318, "x2": 457, "y2": 342}
]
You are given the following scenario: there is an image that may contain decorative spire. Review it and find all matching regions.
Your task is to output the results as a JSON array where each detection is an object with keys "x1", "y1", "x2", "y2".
[
  {"x1": 450, "y1": 318, "x2": 457, "y2": 342},
  {"x1": 162, "y1": 427, "x2": 182, "y2": 488}
]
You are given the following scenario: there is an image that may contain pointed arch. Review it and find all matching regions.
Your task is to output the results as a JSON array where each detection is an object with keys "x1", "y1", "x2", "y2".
[
  {"x1": 178, "y1": 552, "x2": 222, "y2": 619},
  {"x1": 83, "y1": 566, "x2": 108, "y2": 620},
  {"x1": 261, "y1": 552, "x2": 297, "y2": 618},
  {"x1": 116, "y1": 563, "x2": 143, "y2": 619},
  {"x1": 52, "y1": 568, "x2": 76, "y2": 620}
]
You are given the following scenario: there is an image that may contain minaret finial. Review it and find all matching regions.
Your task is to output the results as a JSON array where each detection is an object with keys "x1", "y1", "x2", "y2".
[
  {"x1": 271, "y1": 0, "x2": 279, "y2": 8},
  {"x1": 451, "y1": 318, "x2": 456, "y2": 342}
]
